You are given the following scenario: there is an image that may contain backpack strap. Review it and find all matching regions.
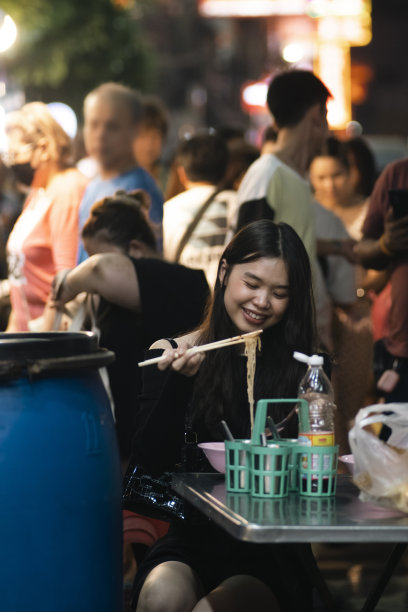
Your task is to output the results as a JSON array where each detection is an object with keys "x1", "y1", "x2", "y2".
[{"x1": 174, "y1": 188, "x2": 222, "y2": 263}]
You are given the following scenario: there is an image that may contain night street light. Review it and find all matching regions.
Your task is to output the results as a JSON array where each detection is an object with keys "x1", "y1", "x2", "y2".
[{"x1": 0, "y1": 11, "x2": 17, "y2": 53}]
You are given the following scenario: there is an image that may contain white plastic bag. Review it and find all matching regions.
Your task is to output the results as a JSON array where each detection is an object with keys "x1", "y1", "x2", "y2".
[{"x1": 349, "y1": 403, "x2": 408, "y2": 513}]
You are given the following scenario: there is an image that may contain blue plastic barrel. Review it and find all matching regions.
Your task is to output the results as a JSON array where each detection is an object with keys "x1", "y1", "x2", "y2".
[{"x1": 0, "y1": 332, "x2": 123, "y2": 612}]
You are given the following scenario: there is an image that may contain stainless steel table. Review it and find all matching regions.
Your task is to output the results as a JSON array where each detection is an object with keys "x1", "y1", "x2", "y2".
[{"x1": 172, "y1": 473, "x2": 408, "y2": 611}]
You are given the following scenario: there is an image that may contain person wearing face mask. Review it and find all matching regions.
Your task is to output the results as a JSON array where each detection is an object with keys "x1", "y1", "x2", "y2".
[{"x1": 5, "y1": 102, "x2": 88, "y2": 331}]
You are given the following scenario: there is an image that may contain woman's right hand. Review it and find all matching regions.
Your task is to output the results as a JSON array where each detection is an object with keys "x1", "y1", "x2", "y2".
[
  {"x1": 158, "y1": 345, "x2": 205, "y2": 377},
  {"x1": 51, "y1": 269, "x2": 73, "y2": 307}
]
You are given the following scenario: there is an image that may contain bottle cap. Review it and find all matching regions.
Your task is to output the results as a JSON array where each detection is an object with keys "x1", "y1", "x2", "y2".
[{"x1": 293, "y1": 351, "x2": 323, "y2": 366}]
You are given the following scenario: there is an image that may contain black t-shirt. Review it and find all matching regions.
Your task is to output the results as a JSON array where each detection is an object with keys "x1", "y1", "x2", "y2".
[{"x1": 97, "y1": 257, "x2": 210, "y2": 460}]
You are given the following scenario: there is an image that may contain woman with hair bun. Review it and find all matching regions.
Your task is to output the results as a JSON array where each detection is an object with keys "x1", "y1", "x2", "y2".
[{"x1": 50, "y1": 190, "x2": 210, "y2": 464}]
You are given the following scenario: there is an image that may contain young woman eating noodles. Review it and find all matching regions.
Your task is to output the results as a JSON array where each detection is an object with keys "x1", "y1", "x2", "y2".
[{"x1": 130, "y1": 219, "x2": 317, "y2": 612}]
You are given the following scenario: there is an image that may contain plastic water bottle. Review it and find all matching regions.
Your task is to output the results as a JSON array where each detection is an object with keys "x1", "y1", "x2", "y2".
[{"x1": 293, "y1": 352, "x2": 335, "y2": 493}]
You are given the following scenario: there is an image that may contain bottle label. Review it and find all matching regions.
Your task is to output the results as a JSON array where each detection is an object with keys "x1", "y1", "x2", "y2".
[
  {"x1": 298, "y1": 432, "x2": 334, "y2": 472},
  {"x1": 298, "y1": 432, "x2": 334, "y2": 447}
]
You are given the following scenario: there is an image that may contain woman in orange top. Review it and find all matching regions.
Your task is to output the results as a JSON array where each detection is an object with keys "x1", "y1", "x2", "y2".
[{"x1": 5, "y1": 102, "x2": 89, "y2": 331}]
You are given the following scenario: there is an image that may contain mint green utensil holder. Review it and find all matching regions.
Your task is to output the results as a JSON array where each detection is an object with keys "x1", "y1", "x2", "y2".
[
  {"x1": 251, "y1": 398, "x2": 308, "y2": 446},
  {"x1": 277, "y1": 438, "x2": 303, "y2": 492},
  {"x1": 250, "y1": 443, "x2": 290, "y2": 497},
  {"x1": 251, "y1": 399, "x2": 308, "y2": 496},
  {"x1": 298, "y1": 444, "x2": 339, "y2": 497},
  {"x1": 225, "y1": 439, "x2": 251, "y2": 493}
]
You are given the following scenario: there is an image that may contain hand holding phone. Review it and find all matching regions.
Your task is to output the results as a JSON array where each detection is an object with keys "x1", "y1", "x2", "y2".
[
  {"x1": 388, "y1": 189, "x2": 408, "y2": 220},
  {"x1": 383, "y1": 194, "x2": 408, "y2": 256}
]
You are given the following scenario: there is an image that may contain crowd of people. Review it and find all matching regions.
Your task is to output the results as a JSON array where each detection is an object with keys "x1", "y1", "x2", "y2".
[{"x1": 2, "y1": 69, "x2": 408, "y2": 611}]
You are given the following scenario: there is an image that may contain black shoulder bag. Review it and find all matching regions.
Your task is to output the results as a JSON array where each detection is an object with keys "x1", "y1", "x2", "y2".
[{"x1": 122, "y1": 407, "x2": 212, "y2": 522}]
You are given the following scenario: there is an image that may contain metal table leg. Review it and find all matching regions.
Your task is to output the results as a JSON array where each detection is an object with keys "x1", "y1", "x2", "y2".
[
  {"x1": 360, "y1": 543, "x2": 407, "y2": 612},
  {"x1": 297, "y1": 545, "x2": 338, "y2": 612}
]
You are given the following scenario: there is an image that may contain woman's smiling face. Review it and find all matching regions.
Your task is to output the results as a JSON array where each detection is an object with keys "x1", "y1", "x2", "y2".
[{"x1": 220, "y1": 256, "x2": 290, "y2": 334}]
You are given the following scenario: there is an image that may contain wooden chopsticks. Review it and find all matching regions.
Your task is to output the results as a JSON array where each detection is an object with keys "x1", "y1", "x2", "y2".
[{"x1": 138, "y1": 329, "x2": 263, "y2": 367}]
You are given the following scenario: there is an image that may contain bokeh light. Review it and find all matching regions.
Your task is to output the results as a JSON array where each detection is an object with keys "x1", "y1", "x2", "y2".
[
  {"x1": 0, "y1": 14, "x2": 17, "y2": 53},
  {"x1": 282, "y1": 42, "x2": 305, "y2": 63}
]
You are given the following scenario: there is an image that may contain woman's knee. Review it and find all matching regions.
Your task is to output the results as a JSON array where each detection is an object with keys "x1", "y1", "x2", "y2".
[
  {"x1": 136, "y1": 561, "x2": 203, "y2": 612},
  {"x1": 193, "y1": 574, "x2": 281, "y2": 612}
]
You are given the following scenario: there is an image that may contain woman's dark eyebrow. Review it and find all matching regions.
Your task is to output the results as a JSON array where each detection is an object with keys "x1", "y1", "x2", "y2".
[
  {"x1": 243, "y1": 271, "x2": 289, "y2": 288},
  {"x1": 244, "y1": 272, "x2": 262, "y2": 282}
]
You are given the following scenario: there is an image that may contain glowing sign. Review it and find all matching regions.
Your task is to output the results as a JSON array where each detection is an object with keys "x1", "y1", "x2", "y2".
[
  {"x1": 198, "y1": 0, "x2": 371, "y2": 19},
  {"x1": 307, "y1": 0, "x2": 369, "y2": 18},
  {"x1": 315, "y1": 43, "x2": 351, "y2": 129},
  {"x1": 317, "y1": 15, "x2": 371, "y2": 46},
  {"x1": 198, "y1": 0, "x2": 308, "y2": 17}
]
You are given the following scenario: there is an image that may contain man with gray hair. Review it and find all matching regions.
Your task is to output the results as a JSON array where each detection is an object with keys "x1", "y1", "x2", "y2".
[{"x1": 77, "y1": 82, "x2": 163, "y2": 262}]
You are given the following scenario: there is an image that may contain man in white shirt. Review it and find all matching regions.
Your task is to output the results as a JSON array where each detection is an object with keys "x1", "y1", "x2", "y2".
[{"x1": 236, "y1": 70, "x2": 355, "y2": 349}]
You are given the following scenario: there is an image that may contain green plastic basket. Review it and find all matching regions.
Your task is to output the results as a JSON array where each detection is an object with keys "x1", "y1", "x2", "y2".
[
  {"x1": 249, "y1": 399, "x2": 309, "y2": 498},
  {"x1": 298, "y1": 444, "x2": 339, "y2": 497},
  {"x1": 225, "y1": 439, "x2": 251, "y2": 493},
  {"x1": 249, "y1": 443, "x2": 291, "y2": 497},
  {"x1": 251, "y1": 398, "x2": 308, "y2": 447},
  {"x1": 277, "y1": 438, "x2": 303, "y2": 492}
]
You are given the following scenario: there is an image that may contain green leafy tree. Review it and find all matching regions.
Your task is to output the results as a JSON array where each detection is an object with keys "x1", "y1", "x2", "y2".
[{"x1": 2, "y1": 0, "x2": 158, "y2": 115}]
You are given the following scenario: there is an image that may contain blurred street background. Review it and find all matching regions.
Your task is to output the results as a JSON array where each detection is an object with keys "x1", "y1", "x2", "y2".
[
  {"x1": 0, "y1": 0, "x2": 407, "y2": 167},
  {"x1": 2, "y1": 2, "x2": 408, "y2": 610}
]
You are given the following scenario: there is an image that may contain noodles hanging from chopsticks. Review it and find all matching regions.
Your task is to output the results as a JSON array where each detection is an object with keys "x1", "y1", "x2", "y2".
[
  {"x1": 244, "y1": 334, "x2": 262, "y2": 433},
  {"x1": 138, "y1": 330, "x2": 262, "y2": 367}
]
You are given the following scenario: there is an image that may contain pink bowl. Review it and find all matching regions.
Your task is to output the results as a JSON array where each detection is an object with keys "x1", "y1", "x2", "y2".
[
  {"x1": 198, "y1": 442, "x2": 226, "y2": 473},
  {"x1": 339, "y1": 454, "x2": 354, "y2": 474}
]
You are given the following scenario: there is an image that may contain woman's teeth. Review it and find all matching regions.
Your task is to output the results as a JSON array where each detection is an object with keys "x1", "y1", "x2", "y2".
[{"x1": 243, "y1": 308, "x2": 264, "y2": 321}]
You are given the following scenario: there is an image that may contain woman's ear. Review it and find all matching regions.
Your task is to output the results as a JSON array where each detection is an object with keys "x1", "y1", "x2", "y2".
[
  {"x1": 36, "y1": 137, "x2": 50, "y2": 162},
  {"x1": 218, "y1": 259, "x2": 228, "y2": 286},
  {"x1": 127, "y1": 239, "x2": 145, "y2": 258}
]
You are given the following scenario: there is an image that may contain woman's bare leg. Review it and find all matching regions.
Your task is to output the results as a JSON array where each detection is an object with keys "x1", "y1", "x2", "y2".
[
  {"x1": 192, "y1": 574, "x2": 281, "y2": 612},
  {"x1": 136, "y1": 561, "x2": 205, "y2": 612}
]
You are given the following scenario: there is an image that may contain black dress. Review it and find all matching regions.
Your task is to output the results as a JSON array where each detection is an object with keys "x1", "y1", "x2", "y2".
[
  {"x1": 129, "y1": 348, "x2": 314, "y2": 612},
  {"x1": 96, "y1": 257, "x2": 209, "y2": 461}
]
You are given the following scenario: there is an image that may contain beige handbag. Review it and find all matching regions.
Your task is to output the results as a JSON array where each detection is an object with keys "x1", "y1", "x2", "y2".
[{"x1": 53, "y1": 291, "x2": 115, "y2": 418}]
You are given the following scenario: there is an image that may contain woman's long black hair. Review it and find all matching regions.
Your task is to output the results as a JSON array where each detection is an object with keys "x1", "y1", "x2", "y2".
[{"x1": 191, "y1": 220, "x2": 316, "y2": 439}]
